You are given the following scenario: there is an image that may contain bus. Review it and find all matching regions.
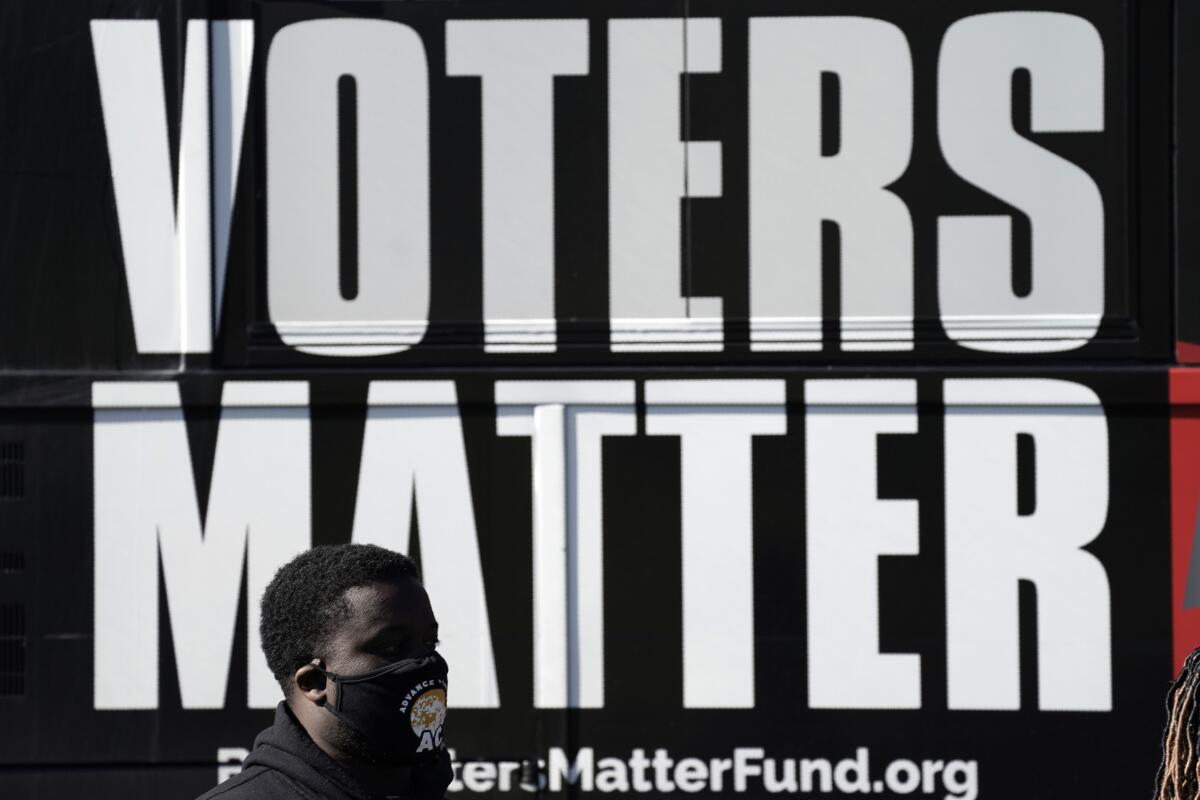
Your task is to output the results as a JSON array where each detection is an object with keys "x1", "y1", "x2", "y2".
[{"x1": 0, "y1": 1, "x2": 1186, "y2": 797}]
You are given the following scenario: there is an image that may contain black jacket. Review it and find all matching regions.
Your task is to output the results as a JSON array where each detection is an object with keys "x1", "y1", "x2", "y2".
[{"x1": 196, "y1": 703, "x2": 449, "y2": 800}]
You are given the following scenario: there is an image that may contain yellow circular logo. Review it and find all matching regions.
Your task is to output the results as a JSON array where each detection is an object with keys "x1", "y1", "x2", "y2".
[{"x1": 409, "y1": 688, "x2": 446, "y2": 741}]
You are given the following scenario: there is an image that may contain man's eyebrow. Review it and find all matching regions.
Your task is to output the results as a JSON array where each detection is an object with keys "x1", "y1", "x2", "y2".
[
  {"x1": 361, "y1": 622, "x2": 440, "y2": 649},
  {"x1": 361, "y1": 623, "x2": 409, "y2": 644}
]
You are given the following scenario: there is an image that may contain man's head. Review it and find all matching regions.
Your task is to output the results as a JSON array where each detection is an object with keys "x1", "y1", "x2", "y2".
[{"x1": 259, "y1": 544, "x2": 442, "y2": 765}]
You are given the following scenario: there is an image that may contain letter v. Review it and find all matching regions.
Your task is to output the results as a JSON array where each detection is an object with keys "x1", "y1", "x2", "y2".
[{"x1": 90, "y1": 20, "x2": 253, "y2": 354}]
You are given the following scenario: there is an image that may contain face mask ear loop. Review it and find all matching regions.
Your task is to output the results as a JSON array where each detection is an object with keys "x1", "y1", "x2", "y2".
[{"x1": 310, "y1": 662, "x2": 344, "y2": 713}]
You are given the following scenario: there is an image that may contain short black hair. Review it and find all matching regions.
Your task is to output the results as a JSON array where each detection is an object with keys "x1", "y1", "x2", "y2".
[{"x1": 260, "y1": 544, "x2": 419, "y2": 693}]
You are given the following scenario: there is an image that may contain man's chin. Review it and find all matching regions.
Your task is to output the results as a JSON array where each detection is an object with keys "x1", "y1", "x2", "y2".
[{"x1": 331, "y1": 722, "x2": 408, "y2": 768}]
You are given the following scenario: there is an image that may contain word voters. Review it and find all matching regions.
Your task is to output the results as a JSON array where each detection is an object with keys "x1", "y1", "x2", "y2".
[{"x1": 90, "y1": 11, "x2": 1106, "y2": 356}]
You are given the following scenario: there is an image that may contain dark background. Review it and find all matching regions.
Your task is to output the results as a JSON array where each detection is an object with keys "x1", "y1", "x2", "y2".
[{"x1": 0, "y1": 0, "x2": 1183, "y2": 797}]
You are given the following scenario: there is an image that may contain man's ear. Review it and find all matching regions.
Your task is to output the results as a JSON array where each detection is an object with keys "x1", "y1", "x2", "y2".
[{"x1": 294, "y1": 661, "x2": 328, "y2": 705}]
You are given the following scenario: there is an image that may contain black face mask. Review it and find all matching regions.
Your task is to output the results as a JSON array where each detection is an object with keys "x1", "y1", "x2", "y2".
[{"x1": 316, "y1": 651, "x2": 449, "y2": 765}]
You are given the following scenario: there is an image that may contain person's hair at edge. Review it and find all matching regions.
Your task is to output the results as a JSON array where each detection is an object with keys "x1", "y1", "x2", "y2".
[
  {"x1": 260, "y1": 543, "x2": 419, "y2": 694},
  {"x1": 1157, "y1": 647, "x2": 1200, "y2": 799}
]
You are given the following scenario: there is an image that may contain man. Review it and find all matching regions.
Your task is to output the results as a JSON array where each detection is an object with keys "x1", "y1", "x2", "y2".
[{"x1": 197, "y1": 544, "x2": 455, "y2": 800}]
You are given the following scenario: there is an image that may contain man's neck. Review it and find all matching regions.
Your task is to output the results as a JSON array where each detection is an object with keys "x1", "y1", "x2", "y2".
[{"x1": 289, "y1": 700, "x2": 415, "y2": 797}]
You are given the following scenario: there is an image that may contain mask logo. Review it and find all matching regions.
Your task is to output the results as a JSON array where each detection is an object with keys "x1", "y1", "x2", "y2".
[{"x1": 409, "y1": 688, "x2": 446, "y2": 753}]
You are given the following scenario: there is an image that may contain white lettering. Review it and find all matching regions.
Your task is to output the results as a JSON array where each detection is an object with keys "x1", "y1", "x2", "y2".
[
  {"x1": 944, "y1": 379, "x2": 1112, "y2": 710},
  {"x1": 267, "y1": 19, "x2": 430, "y2": 355},
  {"x1": 709, "y1": 758, "x2": 733, "y2": 793},
  {"x1": 644, "y1": 380, "x2": 787, "y2": 708},
  {"x1": 446, "y1": 20, "x2": 589, "y2": 352},
  {"x1": 547, "y1": 747, "x2": 595, "y2": 791},
  {"x1": 749, "y1": 17, "x2": 914, "y2": 352},
  {"x1": 674, "y1": 758, "x2": 709, "y2": 793},
  {"x1": 885, "y1": 759, "x2": 921, "y2": 794},
  {"x1": 800, "y1": 759, "x2": 833, "y2": 793},
  {"x1": 462, "y1": 762, "x2": 497, "y2": 793},
  {"x1": 733, "y1": 747, "x2": 765, "y2": 792},
  {"x1": 90, "y1": 20, "x2": 253, "y2": 354},
  {"x1": 652, "y1": 748, "x2": 676, "y2": 792},
  {"x1": 629, "y1": 749, "x2": 653, "y2": 792},
  {"x1": 833, "y1": 748, "x2": 871, "y2": 794},
  {"x1": 764, "y1": 758, "x2": 799, "y2": 793},
  {"x1": 806, "y1": 380, "x2": 921, "y2": 708},
  {"x1": 608, "y1": 18, "x2": 723, "y2": 351},
  {"x1": 938, "y1": 13, "x2": 1105, "y2": 352},
  {"x1": 595, "y1": 757, "x2": 630, "y2": 792},
  {"x1": 216, "y1": 747, "x2": 249, "y2": 785},
  {"x1": 93, "y1": 381, "x2": 309, "y2": 709},
  {"x1": 943, "y1": 760, "x2": 979, "y2": 800},
  {"x1": 351, "y1": 381, "x2": 500, "y2": 708},
  {"x1": 495, "y1": 381, "x2": 637, "y2": 708}
]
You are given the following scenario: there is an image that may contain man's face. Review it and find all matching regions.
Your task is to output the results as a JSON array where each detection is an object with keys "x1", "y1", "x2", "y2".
[
  {"x1": 308, "y1": 575, "x2": 441, "y2": 766},
  {"x1": 322, "y1": 575, "x2": 440, "y2": 675}
]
